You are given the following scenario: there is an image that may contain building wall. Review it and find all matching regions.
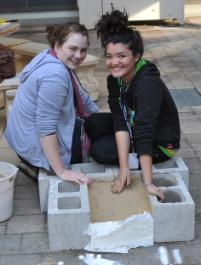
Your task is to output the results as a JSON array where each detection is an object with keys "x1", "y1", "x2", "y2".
[
  {"x1": 0, "y1": 0, "x2": 78, "y2": 26},
  {"x1": 185, "y1": 0, "x2": 201, "y2": 17},
  {"x1": 79, "y1": 0, "x2": 185, "y2": 29},
  {"x1": 1, "y1": 0, "x2": 200, "y2": 27},
  {"x1": 0, "y1": 0, "x2": 77, "y2": 12}
]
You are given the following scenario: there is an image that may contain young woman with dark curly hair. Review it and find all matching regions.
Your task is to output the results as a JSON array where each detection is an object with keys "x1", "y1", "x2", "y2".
[{"x1": 85, "y1": 9, "x2": 180, "y2": 200}]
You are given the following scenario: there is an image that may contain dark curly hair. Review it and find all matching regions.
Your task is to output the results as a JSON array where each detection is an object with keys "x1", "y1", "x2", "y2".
[
  {"x1": 95, "y1": 8, "x2": 144, "y2": 58},
  {"x1": 46, "y1": 22, "x2": 89, "y2": 48}
]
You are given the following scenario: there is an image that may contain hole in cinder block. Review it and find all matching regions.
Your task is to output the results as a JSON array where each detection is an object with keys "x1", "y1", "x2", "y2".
[
  {"x1": 159, "y1": 190, "x2": 185, "y2": 203},
  {"x1": 58, "y1": 182, "x2": 80, "y2": 193},
  {"x1": 154, "y1": 159, "x2": 178, "y2": 169},
  {"x1": 58, "y1": 196, "x2": 81, "y2": 209},
  {"x1": 81, "y1": 164, "x2": 105, "y2": 174},
  {"x1": 153, "y1": 175, "x2": 177, "y2": 187}
]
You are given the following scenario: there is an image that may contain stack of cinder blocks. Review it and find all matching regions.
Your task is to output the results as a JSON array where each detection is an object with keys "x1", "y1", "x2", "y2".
[
  {"x1": 38, "y1": 156, "x2": 194, "y2": 251},
  {"x1": 48, "y1": 179, "x2": 90, "y2": 251},
  {"x1": 38, "y1": 164, "x2": 115, "y2": 213},
  {"x1": 152, "y1": 157, "x2": 190, "y2": 188},
  {"x1": 149, "y1": 172, "x2": 195, "y2": 242},
  {"x1": 112, "y1": 157, "x2": 189, "y2": 188},
  {"x1": 39, "y1": 164, "x2": 117, "y2": 251}
]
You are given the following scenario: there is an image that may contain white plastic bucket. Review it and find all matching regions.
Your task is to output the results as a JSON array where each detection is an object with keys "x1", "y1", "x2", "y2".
[{"x1": 0, "y1": 161, "x2": 18, "y2": 222}]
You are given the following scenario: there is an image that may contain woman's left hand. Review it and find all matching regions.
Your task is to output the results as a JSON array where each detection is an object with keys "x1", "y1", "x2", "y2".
[{"x1": 111, "y1": 168, "x2": 132, "y2": 194}]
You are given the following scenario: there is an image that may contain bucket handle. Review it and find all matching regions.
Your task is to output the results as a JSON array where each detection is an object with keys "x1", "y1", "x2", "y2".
[{"x1": 9, "y1": 166, "x2": 19, "y2": 181}]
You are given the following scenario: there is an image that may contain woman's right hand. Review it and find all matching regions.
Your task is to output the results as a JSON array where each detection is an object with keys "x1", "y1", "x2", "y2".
[
  {"x1": 111, "y1": 168, "x2": 132, "y2": 193},
  {"x1": 59, "y1": 169, "x2": 92, "y2": 185}
]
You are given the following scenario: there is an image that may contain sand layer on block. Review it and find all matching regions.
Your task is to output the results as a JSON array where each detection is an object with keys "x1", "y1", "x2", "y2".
[{"x1": 88, "y1": 176, "x2": 152, "y2": 223}]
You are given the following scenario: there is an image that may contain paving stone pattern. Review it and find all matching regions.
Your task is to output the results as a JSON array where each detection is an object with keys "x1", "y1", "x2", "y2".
[
  {"x1": 1, "y1": 20, "x2": 201, "y2": 264},
  {"x1": 170, "y1": 88, "x2": 201, "y2": 107}
]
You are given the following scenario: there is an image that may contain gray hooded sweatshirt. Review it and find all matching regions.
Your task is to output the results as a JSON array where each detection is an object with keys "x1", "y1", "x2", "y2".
[{"x1": 5, "y1": 49, "x2": 97, "y2": 170}]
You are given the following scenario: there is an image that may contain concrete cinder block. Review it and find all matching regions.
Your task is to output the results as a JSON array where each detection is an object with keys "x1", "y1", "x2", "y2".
[
  {"x1": 38, "y1": 169, "x2": 57, "y2": 213},
  {"x1": 71, "y1": 162, "x2": 105, "y2": 174},
  {"x1": 38, "y1": 163, "x2": 116, "y2": 213},
  {"x1": 85, "y1": 212, "x2": 154, "y2": 252},
  {"x1": 152, "y1": 157, "x2": 189, "y2": 188},
  {"x1": 48, "y1": 179, "x2": 90, "y2": 251},
  {"x1": 149, "y1": 184, "x2": 195, "y2": 242},
  {"x1": 152, "y1": 172, "x2": 187, "y2": 189},
  {"x1": 71, "y1": 162, "x2": 115, "y2": 181},
  {"x1": 41, "y1": 159, "x2": 192, "y2": 250},
  {"x1": 112, "y1": 157, "x2": 189, "y2": 188}
]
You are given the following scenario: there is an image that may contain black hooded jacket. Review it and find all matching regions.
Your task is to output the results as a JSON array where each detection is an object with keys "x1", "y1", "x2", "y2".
[{"x1": 107, "y1": 60, "x2": 180, "y2": 157}]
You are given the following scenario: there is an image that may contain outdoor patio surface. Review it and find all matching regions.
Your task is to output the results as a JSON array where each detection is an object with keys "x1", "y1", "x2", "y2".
[{"x1": 1, "y1": 17, "x2": 201, "y2": 264}]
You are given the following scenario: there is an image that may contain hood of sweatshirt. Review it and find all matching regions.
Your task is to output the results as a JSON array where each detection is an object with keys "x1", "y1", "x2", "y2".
[
  {"x1": 19, "y1": 49, "x2": 63, "y2": 83},
  {"x1": 135, "y1": 60, "x2": 160, "y2": 80}
]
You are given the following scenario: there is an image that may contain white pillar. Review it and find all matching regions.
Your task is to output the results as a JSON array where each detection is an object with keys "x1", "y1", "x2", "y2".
[
  {"x1": 78, "y1": 0, "x2": 102, "y2": 29},
  {"x1": 160, "y1": 0, "x2": 184, "y2": 24}
]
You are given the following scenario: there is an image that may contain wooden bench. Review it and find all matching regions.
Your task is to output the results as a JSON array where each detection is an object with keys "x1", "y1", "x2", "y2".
[
  {"x1": 0, "y1": 36, "x2": 31, "y2": 75},
  {"x1": 0, "y1": 21, "x2": 20, "y2": 36},
  {"x1": 0, "y1": 75, "x2": 20, "y2": 92},
  {"x1": 0, "y1": 36, "x2": 30, "y2": 48},
  {"x1": 0, "y1": 75, "x2": 19, "y2": 110}
]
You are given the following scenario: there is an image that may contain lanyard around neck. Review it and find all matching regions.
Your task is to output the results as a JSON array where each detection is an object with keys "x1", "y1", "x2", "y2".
[
  {"x1": 118, "y1": 79, "x2": 135, "y2": 153},
  {"x1": 117, "y1": 58, "x2": 147, "y2": 153}
]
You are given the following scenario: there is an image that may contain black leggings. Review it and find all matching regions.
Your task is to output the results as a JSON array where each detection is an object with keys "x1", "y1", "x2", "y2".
[
  {"x1": 84, "y1": 112, "x2": 118, "y2": 164},
  {"x1": 84, "y1": 112, "x2": 170, "y2": 165},
  {"x1": 19, "y1": 113, "x2": 170, "y2": 173},
  {"x1": 70, "y1": 118, "x2": 83, "y2": 164}
]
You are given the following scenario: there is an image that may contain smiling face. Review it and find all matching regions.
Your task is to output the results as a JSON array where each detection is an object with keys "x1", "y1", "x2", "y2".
[
  {"x1": 55, "y1": 32, "x2": 88, "y2": 69},
  {"x1": 105, "y1": 42, "x2": 139, "y2": 84}
]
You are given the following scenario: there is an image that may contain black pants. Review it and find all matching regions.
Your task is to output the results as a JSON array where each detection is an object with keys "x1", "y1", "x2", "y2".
[
  {"x1": 70, "y1": 118, "x2": 83, "y2": 164},
  {"x1": 84, "y1": 112, "x2": 170, "y2": 165}
]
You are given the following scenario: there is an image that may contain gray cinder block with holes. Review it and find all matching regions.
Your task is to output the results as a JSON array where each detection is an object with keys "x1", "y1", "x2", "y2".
[
  {"x1": 148, "y1": 173, "x2": 195, "y2": 242},
  {"x1": 48, "y1": 179, "x2": 90, "y2": 251},
  {"x1": 38, "y1": 163, "x2": 116, "y2": 213},
  {"x1": 38, "y1": 169, "x2": 57, "y2": 213},
  {"x1": 112, "y1": 156, "x2": 189, "y2": 188},
  {"x1": 152, "y1": 156, "x2": 189, "y2": 188},
  {"x1": 71, "y1": 162, "x2": 115, "y2": 181},
  {"x1": 152, "y1": 172, "x2": 186, "y2": 189}
]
